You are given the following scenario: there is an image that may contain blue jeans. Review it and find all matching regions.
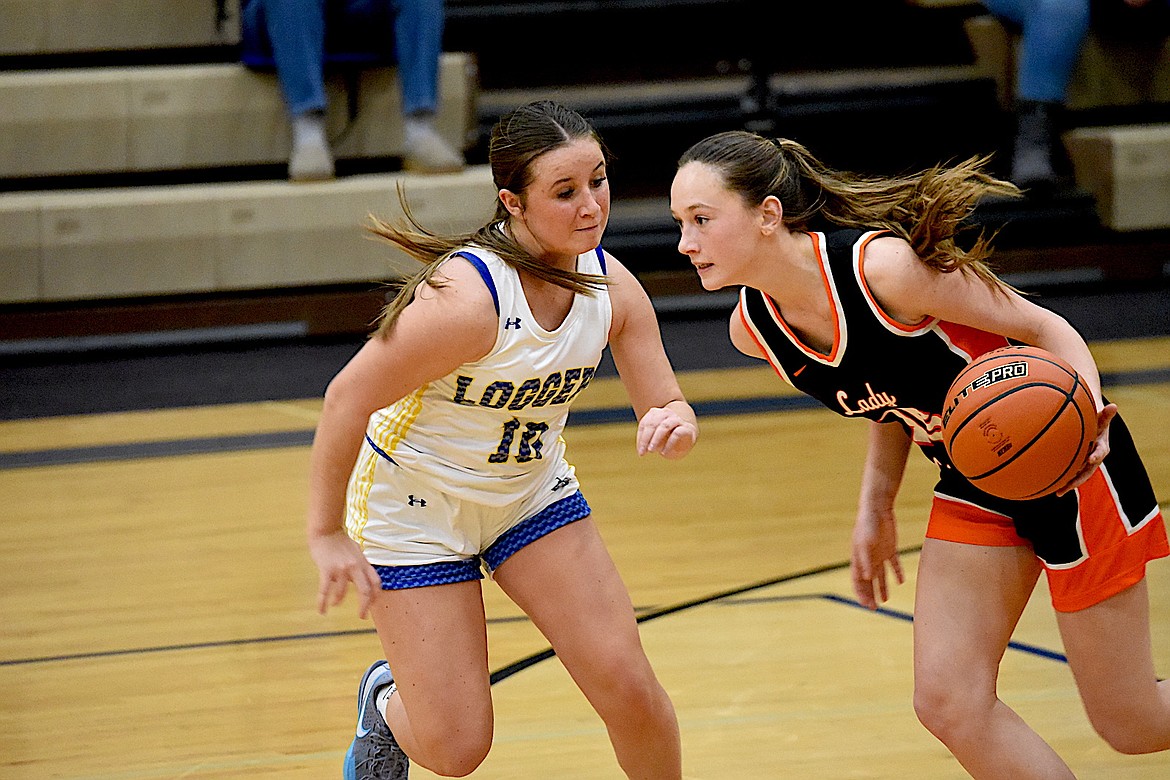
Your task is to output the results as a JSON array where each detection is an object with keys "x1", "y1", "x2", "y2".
[
  {"x1": 241, "y1": 0, "x2": 445, "y2": 117},
  {"x1": 981, "y1": 0, "x2": 1091, "y2": 103}
]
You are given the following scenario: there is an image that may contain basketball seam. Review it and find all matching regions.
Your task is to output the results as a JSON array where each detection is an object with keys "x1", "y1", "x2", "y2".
[{"x1": 946, "y1": 380, "x2": 1091, "y2": 499}]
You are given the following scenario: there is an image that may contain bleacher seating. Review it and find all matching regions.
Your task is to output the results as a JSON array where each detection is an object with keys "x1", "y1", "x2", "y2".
[
  {"x1": 0, "y1": 54, "x2": 476, "y2": 179},
  {"x1": 1, "y1": 168, "x2": 495, "y2": 305},
  {"x1": 959, "y1": 11, "x2": 1170, "y2": 240},
  {"x1": 0, "y1": 0, "x2": 484, "y2": 327},
  {"x1": 964, "y1": 13, "x2": 1170, "y2": 113},
  {"x1": 0, "y1": 0, "x2": 239, "y2": 56},
  {"x1": 1065, "y1": 124, "x2": 1170, "y2": 231},
  {"x1": 2, "y1": 0, "x2": 1168, "y2": 347}
]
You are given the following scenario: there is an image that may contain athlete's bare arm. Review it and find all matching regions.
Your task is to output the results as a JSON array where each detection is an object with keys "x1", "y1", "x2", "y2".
[
  {"x1": 604, "y1": 251, "x2": 698, "y2": 459},
  {"x1": 306, "y1": 257, "x2": 498, "y2": 615}
]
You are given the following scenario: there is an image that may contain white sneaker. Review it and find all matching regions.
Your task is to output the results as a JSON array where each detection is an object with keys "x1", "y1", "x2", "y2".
[
  {"x1": 404, "y1": 116, "x2": 465, "y2": 174},
  {"x1": 289, "y1": 112, "x2": 335, "y2": 182}
]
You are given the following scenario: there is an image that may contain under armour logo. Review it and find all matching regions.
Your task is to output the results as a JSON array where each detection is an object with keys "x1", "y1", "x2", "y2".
[
  {"x1": 504, "y1": 317, "x2": 522, "y2": 330},
  {"x1": 408, "y1": 494, "x2": 427, "y2": 507},
  {"x1": 551, "y1": 477, "x2": 572, "y2": 492}
]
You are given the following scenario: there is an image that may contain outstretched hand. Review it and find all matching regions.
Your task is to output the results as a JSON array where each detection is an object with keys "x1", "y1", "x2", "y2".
[
  {"x1": 850, "y1": 506, "x2": 905, "y2": 610},
  {"x1": 307, "y1": 530, "x2": 381, "y2": 618},
  {"x1": 636, "y1": 405, "x2": 698, "y2": 459}
]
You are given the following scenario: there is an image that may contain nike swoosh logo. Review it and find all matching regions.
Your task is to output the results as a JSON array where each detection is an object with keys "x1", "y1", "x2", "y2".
[{"x1": 354, "y1": 667, "x2": 390, "y2": 738}]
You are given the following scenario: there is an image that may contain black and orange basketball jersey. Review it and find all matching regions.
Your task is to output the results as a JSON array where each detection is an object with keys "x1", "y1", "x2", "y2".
[
  {"x1": 736, "y1": 228, "x2": 1162, "y2": 563},
  {"x1": 737, "y1": 228, "x2": 1005, "y2": 474}
]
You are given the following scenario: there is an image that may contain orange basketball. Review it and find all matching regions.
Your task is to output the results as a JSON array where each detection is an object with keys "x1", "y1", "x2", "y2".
[{"x1": 941, "y1": 345, "x2": 1097, "y2": 500}]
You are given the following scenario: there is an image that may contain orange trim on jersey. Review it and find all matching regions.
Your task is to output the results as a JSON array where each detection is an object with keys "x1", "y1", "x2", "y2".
[
  {"x1": 1056, "y1": 468, "x2": 1169, "y2": 612},
  {"x1": 853, "y1": 231, "x2": 937, "y2": 334},
  {"x1": 737, "y1": 299, "x2": 791, "y2": 384},
  {"x1": 753, "y1": 232, "x2": 841, "y2": 363},
  {"x1": 934, "y1": 321, "x2": 1010, "y2": 362}
]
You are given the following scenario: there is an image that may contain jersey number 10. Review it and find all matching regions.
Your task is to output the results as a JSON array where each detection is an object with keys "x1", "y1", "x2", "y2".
[{"x1": 489, "y1": 418, "x2": 549, "y2": 464}]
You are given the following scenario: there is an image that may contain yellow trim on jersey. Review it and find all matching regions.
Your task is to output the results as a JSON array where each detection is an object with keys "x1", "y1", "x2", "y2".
[
  {"x1": 370, "y1": 385, "x2": 427, "y2": 453},
  {"x1": 345, "y1": 445, "x2": 380, "y2": 545},
  {"x1": 347, "y1": 386, "x2": 427, "y2": 546}
]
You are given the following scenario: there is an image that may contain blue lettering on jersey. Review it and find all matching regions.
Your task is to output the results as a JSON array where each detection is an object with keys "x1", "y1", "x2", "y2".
[
  {"x1": 508, "y1": 378, "x2": 542, "y2": 410},
  {"x1": 532, "y1": 374, "x2": 562, "y2": 407},
  {"x1": 452, "y1": 367, "x2": 597, "y2": 410},
  {"x1": 451, "y1": 375, "x2": 477, "y2": 406},
  {"x1": 551, "y1": 368, "x2": 583, "y2": 404},
  {"x1": 479, "y1": 381, "x2": 515, "y2": 409}
]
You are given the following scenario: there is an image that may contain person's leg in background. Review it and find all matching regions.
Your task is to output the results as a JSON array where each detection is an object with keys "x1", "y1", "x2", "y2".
[
  {"x1": 981, "y1": 0, "x2": 1091, "y2": 188},
  {"x1": 243, "y1": 0, "x2": 335, "y2": 180},
  {"x1": 391, "y1": 0, "x2": 465, "y2": 172}
]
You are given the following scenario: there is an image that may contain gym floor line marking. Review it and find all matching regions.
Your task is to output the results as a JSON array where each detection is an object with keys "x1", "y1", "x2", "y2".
[
  {"x1": 0, "y1": 615, "x2": 532, "y2": 668},
  {"x1": 723, "y1": 593, "x2": 1068, "y2": 663},
  {"x1": 488, "y1": 545, "x2": 1070, "y2": 684},
  {"x1": 0, "y1": 394, "x2": 823, "y2": 470},
  {"x1": 3, "y1": 364, "x2": 1167, "y2": 470},
  {"x1": 1, "y1": 550, "x2": 914, "y2": 670},
  {"x1": 0, "y1": 543, "x2": 1078, "y2": 690}
]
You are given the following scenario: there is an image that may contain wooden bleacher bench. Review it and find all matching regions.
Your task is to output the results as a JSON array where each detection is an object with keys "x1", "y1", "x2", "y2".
[
  {"x1": 0, "y1": 0, "x2": 241, "y2": 56},
  {"x1": 960, "y1": 15, "x2": 1170, "y2": 231},
  {"x1": 0, "y1": 0, "x2": 487, "y2": 315},
  {"x1": 0, "y1": 167, "x2": 497, "y2": 305},
  {"x1": 0, "y1": 52, "x2": 477, "y2": 179},
  {"x1": 1064, "y1": 124, "x2": 1170, "y2": 231}
]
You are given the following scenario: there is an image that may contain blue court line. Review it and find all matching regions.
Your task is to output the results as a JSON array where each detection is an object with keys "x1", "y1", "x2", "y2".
[
  {"x1": 3, "y1": 365, "x2": 1167, "y2": 471},
  {"x1": 0, "y1": 430, "x2": 315, "y2": 469},
  {"x1": 0, "y1": 545, "x2": 1081, "y2": 677},
  {"x1": 489, "y1": 571, "x2": 1072, "y2": 686},
  {"x1": 0, "y1": 551, "x2": 898, "y2": 671},
  {"x1": 0, "y1": 394, "x2": 820, "y2": 470}
]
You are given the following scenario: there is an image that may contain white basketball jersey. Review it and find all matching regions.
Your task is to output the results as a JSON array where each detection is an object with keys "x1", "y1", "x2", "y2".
[{"x1": 354, "y1": 246, "x2": 612, "y2": 507}]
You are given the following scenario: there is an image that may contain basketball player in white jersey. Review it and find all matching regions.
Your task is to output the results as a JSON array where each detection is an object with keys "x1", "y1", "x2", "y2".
[
  {"x1": 670, "y1": 130, "x2": 1169, "y2": 778},
  {"x1": 307, "y1": 101, "x2": 698, "y2": 780}
]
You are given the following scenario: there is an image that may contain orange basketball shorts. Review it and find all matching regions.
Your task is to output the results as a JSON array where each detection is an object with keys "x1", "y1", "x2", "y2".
[{"x1": 928, "y1": 463, "x2": 1167, "y2": 612}]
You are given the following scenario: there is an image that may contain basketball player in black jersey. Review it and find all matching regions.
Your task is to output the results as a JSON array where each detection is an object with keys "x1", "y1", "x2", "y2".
[{"x1": 670, "y1": 130, "x2": 1169, "y2": 778}]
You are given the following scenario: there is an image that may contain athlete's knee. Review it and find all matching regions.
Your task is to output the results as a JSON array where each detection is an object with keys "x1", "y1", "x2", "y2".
[
  {"x1": 912, "y1": 674, "x2": 981, "y2": 742},
  {"x1": 1085, "y1": 707, "x2": 1170, "y2": 755},
  {"x1": 416, "y1": 730, "x2": 492, "y2": 777},
  {"x1": 412, "y1": 715, "x2": 493, "y2": 776},
  {"x1": 586, "y1": 651, "x2": 674, "y2": 724}
]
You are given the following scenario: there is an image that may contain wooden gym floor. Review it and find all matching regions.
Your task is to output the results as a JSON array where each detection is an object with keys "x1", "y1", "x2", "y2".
[{"x1": 1, "y1": 323, "x2": 1168, "y2": 779}]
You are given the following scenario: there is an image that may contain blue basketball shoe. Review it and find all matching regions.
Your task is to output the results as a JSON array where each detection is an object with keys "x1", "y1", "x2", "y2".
[{"x1": 343, "y1": 660, "x2": 409, "y2": 780}]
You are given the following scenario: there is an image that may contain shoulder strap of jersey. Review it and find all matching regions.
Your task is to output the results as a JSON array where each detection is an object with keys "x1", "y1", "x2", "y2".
[
  {"x1": 453, "y1": 250, "x2": 500, "y2": 316},
  {"x1": 594, "y1": 246, "x2": 607, "y2": 274}
]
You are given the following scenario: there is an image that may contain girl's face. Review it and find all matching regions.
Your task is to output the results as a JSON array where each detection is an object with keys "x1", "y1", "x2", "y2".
[
  {"x1": 501, "y1": 138, "x2": 610, "y2": 266},
  {"x1": 670, "y1": 161, "x2": 764, "y2": 290}
]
